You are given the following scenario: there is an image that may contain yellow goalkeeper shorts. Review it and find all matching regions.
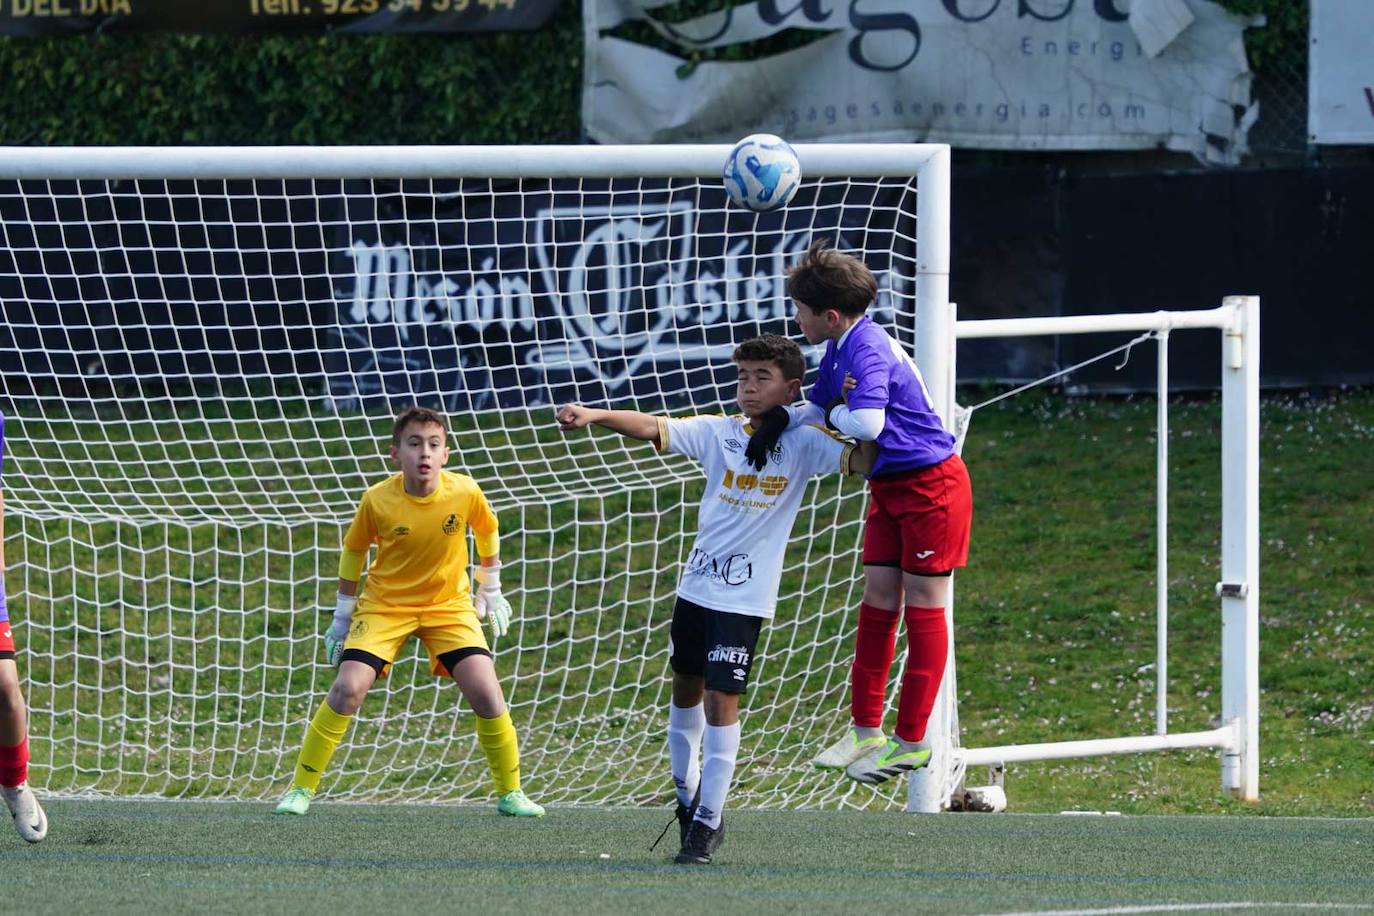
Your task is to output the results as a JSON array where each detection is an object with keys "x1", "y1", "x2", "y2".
[{"x1": 343, "y1": 607, "x2": 489, "y2": 677}]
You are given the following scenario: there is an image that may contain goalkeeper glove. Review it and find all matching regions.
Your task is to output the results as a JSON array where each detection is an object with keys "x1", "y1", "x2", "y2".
[
  {"x1": 473, "y1": 563, "x2": 512, "y2": 640},
  {"x1": 744, "y1": 405, "x2": 789, "y2": 471},
  {"x1": 324, "y1": 593, "x2": 355, "y2": 668}
]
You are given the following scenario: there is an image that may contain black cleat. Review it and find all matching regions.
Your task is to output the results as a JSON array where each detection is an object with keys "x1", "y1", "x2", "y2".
[
  {"x1": 674, "y1": 799, "x2": 695, "y2": 848},
  {"x1": 651, "y1": 789, "x2": 698, "y2": 852},
  {"x1": 674, "y1": 817, "x2": 725, "y2": 865}
]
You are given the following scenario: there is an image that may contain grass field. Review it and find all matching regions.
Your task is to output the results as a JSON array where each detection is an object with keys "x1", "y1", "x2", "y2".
[
  {"x1": 2, "y1": 387, "x2": 1370, "y2": 816},
  {"x1": 2, "y1": 800, "x2": 1372, "y2": 915}
]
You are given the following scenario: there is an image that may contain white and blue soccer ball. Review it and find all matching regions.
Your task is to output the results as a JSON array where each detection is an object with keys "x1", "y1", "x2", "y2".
[{"x1": 722, "y1": 134, "x2": 801, "y2": 212}]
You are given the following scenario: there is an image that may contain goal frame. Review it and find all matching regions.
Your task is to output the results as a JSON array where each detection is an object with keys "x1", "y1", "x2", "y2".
[
  {"x1": 0, "y1": 143, "x2": 951, "y2": 804},
  {"x1": 912, "y1": 297, "x2": 1261, "y2": 812}
]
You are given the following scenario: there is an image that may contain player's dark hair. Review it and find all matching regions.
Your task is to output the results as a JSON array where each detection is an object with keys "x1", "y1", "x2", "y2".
[
  {"x1": 732, "y1": 333, "x2": 805, "y2": 382},
  {"x1": 786, "y1": 237, "x2": 878, "y2": 318},
  {"x1": 392, "y1": 405, "x2": 449, "y2": 445}
]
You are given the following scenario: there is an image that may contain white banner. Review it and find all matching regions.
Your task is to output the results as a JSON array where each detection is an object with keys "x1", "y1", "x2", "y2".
[
  {"x1": 584, "y1": 0, "x2": 1258, "y2": 164},
  {"x1": 1310, "y1": 0, "x2": 1374, "y2": 145}
]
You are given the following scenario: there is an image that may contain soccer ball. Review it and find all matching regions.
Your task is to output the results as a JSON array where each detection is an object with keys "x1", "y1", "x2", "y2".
[{"x1": 722, "y1": 134, "x2": 801, "y2": 212}]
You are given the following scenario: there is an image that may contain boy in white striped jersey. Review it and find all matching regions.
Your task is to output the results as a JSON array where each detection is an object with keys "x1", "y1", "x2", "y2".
[{"x1": 558, "y1": 334, "x2": 873, "y2": 864}]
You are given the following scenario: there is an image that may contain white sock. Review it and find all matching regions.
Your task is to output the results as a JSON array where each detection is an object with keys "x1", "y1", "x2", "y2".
[
  {"x1": 694, "y1": 721, "x2": 740, "y2": 830},
  {"x1": 667, "y1": 703, "x2": 705, "y2": 806}
]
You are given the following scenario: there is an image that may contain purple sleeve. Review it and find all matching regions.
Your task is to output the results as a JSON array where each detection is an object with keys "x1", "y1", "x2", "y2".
[{"x1": 844, "y1": 343, "x2": 892, "y2": 412}]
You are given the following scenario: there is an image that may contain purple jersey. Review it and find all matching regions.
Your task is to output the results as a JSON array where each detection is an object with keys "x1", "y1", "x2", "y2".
[{"x1": 808, "y1": 316, "x2": 955, "y2": 478}]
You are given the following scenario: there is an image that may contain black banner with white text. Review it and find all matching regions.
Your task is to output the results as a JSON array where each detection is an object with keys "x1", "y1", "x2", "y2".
[{"x1": 0, "y1": 0, "x2": 560, "y2": 36}]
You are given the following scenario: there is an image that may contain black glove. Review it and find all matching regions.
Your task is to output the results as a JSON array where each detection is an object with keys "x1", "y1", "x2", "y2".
[
  {"x1": 824, "y1": 397, "x2": 845, "y2": 431},
  {"x1": 744, "y1": 405, "x2": 789, "y2": 471}
]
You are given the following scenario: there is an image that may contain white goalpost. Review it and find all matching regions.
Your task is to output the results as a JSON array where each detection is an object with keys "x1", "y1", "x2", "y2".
[
  {"x1": 911, "y1": 298, "x2": 1261, "y2": 813},
  {"x1": 0, "y1": 143, "x2": 947, "y2": 808}
]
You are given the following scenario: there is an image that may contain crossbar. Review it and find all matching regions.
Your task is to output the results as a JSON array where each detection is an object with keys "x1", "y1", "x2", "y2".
[{"x1": 0, "y1": 143, "x2": 947, "y2": 180}]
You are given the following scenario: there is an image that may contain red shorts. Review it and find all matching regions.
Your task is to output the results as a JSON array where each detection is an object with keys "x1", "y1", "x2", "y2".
[
  {"x1": 862, "y1": 454, "x2": 972, "y2": 575},
  {"x1": 0, "y1": 621, "x2": 14, "y2": 658}
]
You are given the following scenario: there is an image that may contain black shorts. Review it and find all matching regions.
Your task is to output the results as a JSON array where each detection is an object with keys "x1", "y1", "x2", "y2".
[{"x1": 669, "y1": 597, "x2": 764, "y2": 694}]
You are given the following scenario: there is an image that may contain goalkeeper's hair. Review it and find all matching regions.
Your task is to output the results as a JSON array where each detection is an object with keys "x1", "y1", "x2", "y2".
[
  {"x1": 392, "y1": 405, "x2": 449, "y2": 444},
  {"x1": 732, "y1": 334, "x2": 805, "y2": 382},
  {"x1": 786, "y1": 237, "x2": 877, "y2": 317}
]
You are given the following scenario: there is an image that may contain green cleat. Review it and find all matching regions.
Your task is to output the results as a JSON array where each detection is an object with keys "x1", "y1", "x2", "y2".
[
  {"x1": 497, "y1": 788, "x2": 545, "y2": 818},
  {"x1": 845, "y1": 738, "x2": 932, "y2": 785},
  {"x1": 274, "y1": 786, "x2": 314, "y2": 815},
  {"x1": 812, "y1": 726, "x2": 888, "y2": 770}
]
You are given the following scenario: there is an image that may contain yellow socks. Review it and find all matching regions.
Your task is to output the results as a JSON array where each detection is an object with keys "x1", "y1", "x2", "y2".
[
  {"x1": 475, "y1": 710, "x2": 521, "y2": 795},
  {"x1": 292, "y1": 703, "x2": 520, "y2": 797},
  {"x1": 293, "y1": 701, "x2": 353, "y2": 792}
]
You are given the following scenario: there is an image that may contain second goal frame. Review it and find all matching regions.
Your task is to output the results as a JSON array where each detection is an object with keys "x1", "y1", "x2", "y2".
[{"x1": 913, "y1": 297, "x2": 1261, "y2": 813}]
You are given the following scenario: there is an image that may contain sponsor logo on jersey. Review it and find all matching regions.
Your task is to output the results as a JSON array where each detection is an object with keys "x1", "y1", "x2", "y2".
[
  {"x1": 732, "y1": 668, "x2": 747, "y2": 680},
  {"x1": 757, "y1": 475, "x2": 787, "y2": 496},
  {"x1": 442, "y1": 513, "x2": 459, "y2": 536},
  {"x1": 392, "y1": 525, "x2": 411, "y2": 537},
  {"x1": 721, "y1": 469, "x2": 789, "y2": 495},
  {"x1": 686, "y1": 548, "x2": 753, "y2": 586},
  {"x1": 723, "y1": 438, "x2": 742, "y2": 453},
  {"x1": 707, "y1": 644, "x2": 750, "y2": 665}
]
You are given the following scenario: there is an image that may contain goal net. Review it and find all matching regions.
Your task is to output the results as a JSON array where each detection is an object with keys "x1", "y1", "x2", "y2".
[{"x1": 0, "y1": 145, "x2": 951, "y2": 808}]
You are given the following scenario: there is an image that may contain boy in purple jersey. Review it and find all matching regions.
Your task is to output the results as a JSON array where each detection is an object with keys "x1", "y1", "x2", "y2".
[
  {"x1": 763, "y1": 238, "x2": 973, "y2": 785},
  {"x1": 0, "y1": 413, "x2": 49, "y2": 842}
]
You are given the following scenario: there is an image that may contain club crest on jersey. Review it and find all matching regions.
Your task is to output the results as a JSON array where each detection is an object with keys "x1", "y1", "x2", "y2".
[
  {"x1": 349, "y1": 619, "x2": 370, "y2": 638},
  {"x1": 442, "y1": 513, "x2": 459, "y2": 536}
]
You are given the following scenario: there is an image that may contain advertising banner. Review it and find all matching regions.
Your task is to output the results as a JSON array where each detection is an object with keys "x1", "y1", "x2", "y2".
[
  {"x1": 0, "y1": 0, "x2": 560, "y2": 35},
  {"x1": 584, "y1": 0, "x2": 1258, "y2": 164},
  {"x1": 326, "y1": 179, "x2": 916, "y2": 412},
  {"x1": 1309, "y1": 0, "x2": 1374, "y2": 145}
]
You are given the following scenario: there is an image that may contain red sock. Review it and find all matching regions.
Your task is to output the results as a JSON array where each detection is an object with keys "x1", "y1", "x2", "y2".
[
  {"x1": 850, "y1": 603, "x2": 900, "y2": 728},
  {"x1": 894, "y1": 606, "x2": 948, "y2": 743},
  {"x1": 0, "y1": 737, "x2": 28, "y2": 788}
]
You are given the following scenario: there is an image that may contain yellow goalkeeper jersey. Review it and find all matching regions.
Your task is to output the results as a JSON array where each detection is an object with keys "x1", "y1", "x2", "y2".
[{"x1": 343, "y1": 471, "x2": 499, "y2": 614}]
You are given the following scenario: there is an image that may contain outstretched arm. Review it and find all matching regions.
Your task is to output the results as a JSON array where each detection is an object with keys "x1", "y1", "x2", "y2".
[{"x1": 557, "y1": 405, "x2": 662, "y2": 447}]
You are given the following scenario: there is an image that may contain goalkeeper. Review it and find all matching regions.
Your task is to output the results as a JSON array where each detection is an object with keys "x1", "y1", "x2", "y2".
[
  {"x1": 275, "y1": 406, "x2": 543, "y2": 818},
  {"x1": 558, "y1": 334, "x2": 873, "y2": 865}
]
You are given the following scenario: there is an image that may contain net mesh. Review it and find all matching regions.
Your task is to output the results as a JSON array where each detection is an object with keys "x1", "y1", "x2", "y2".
[{"x1": 0, "y1": 169, "x2": 927, "y2": 808}]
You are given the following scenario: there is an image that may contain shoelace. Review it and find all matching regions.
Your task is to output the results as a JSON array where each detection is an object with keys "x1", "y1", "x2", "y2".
[
  {"x1": 650, "y1": 791, "x2": 699, "y2": 851},
  {"x1": 649, "y1": 810, "x2": 677, "y2": 851}
]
